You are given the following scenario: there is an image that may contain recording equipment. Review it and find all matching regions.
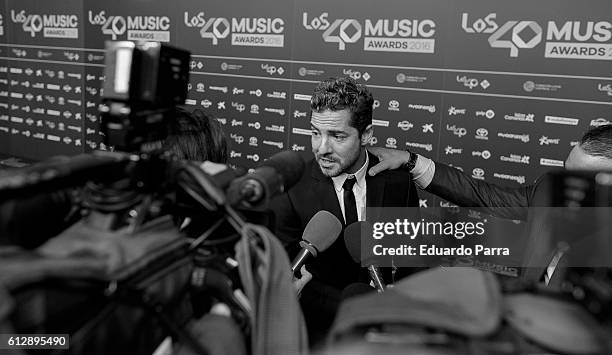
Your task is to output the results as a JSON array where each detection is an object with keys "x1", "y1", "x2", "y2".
[
  {"x1": 0, "y1": 151, "x2": 131, "y2": 201},
  {"x1": 227, "y1": 150, "x2": 305, "y2": 210},
  {"x1": 344, "y1": 222, "x2": 385, "y2": 292},
  {"x1": 290, "y1": 210, "x2": 343, "y2": 274},
  {"x1": 100, "y1": 41, "x2": 190, "y2": 152}
]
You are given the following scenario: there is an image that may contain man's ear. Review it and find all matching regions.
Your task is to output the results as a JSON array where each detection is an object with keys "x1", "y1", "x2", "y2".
[{"x1": 360, "y1": 124, "x2": 373, "y2": 146}]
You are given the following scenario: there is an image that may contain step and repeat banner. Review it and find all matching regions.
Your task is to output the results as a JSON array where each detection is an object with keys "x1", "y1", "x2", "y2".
[{"x1": 0, "y1": 0, "x2": 611, "y2": 206}]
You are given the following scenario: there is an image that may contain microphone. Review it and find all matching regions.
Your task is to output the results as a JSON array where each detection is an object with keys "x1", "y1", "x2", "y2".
[
  {"x1": 291, "y1": 210, "x2": 343, "y2": 274},
  {"x1": 199, "y1": 161, "x2": 247, "y2": 190},
  {"x1": 344, "y1": 222, "x2": 386, "y2": 292},
  {"x1": 227, "y1": 151, "x2": 305, "y2": 210}
]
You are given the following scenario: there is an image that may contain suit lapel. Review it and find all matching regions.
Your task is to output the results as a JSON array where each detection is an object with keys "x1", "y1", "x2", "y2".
[
  {"x1": 366, "y1": 151, "x2": 386, "y2": 208},
  {"x1": 310, "y1": 161, "x2": 344, "y2": 223}
]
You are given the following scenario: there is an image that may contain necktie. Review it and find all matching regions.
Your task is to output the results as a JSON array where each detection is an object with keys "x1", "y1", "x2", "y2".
[{"x1": 343, "y1": 176, "x2": 358, "y2": 226}]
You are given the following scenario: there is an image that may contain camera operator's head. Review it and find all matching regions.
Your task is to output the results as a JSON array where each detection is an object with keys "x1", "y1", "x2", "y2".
[
  {"x1": 565, "y1": 125, "x2": 612, "y2": 171},
  {"x1": 163, "y1": 107, "x2": 228, "y2": 163}
]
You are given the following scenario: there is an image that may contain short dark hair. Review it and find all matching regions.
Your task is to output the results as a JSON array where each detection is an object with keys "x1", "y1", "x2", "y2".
[
  {"x1": 580, "y1": 125, "x2": 612, "y2": 159},
  {"x1": 310, "y1": 77, "x2": 373, "y2": 135},
  {"x1": 164, "y1": 107, "x2": 228, "y2": 163}
]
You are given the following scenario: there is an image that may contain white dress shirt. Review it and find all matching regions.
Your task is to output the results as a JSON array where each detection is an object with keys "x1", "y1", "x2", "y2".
[{"x1": 331, "y1": 152, "x2": 369, "y2": 223}]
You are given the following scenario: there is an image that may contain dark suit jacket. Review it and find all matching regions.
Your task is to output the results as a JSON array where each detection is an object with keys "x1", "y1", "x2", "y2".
[
  {"x1": 426, "y1": 162, "x2": 556, "y2": 283},
  {"x1": 270, "y1": 151, "x2": 420, "y2": 341}
]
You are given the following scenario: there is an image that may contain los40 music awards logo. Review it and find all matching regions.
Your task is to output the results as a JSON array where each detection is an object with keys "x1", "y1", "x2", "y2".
[
  {"x1": 302, "y1": 12, "x2": 437, "y2": 53},
  {"x1": 88, "y1": 11, "x2": 170, "y2": 42},
  {"x1": 461, "y1": 12, "x2": 612, "y2": 60},
  {"x1": 183, "y1": 11, "x2": 285, "y2": 48},
  {"x1": 10, "y1": 10, "x2": 78, "y2": 39}
]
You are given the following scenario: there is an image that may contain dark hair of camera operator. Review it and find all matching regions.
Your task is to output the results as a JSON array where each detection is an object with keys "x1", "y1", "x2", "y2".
[
  {"x1": 0, "y1": 108, "x2": 230, "y2": 248},
  {"x1": 164, "y1": 107, "x2": 228, "y2": 163}
]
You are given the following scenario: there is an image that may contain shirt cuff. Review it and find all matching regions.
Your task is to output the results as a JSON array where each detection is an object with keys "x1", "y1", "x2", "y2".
[{"x1": 411, "y1": 154, "x2": 435, "y2": 189}]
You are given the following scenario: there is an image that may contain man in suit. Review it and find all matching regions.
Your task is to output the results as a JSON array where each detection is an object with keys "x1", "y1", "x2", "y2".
[
  {"x1": 271, "y1": 77, "x2": 420, "y2": 344},
  {"x1": 366, "y1": 125, "x2": 612, "y2": 285}
]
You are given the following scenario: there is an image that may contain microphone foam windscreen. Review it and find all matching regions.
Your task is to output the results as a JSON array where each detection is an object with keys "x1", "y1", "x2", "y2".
[
  {"x1": 302, "y1": 210, "x2": 342, "y2": 252},
  {"x1": 344, "y1": 221, "x2": 365, "y2": 263},
  {"x1": 261, "y1": 151, "x2": 305, "y2": 191},
  {"x1": 344, "y1": 221, "x2": 376, "y2": 265}
]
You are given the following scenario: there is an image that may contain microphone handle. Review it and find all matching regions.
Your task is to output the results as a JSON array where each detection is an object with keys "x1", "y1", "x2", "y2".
[
  {"x1": 368, "y1": 265, "x2": 386, "y2": 293},
  {"x1": 291, "y1": 248, "x2": 312, "y2": 274}
]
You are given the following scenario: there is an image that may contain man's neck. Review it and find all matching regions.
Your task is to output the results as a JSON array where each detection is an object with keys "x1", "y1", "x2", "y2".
[{"x1": 345, "y1": 149, "x2": 367, "y2": 175}]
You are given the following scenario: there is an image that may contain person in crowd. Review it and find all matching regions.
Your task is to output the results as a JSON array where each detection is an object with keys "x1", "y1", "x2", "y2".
[
  {"x1": 366, "y1": 124, "x2": 612, "y2": 284},
  {"x1": 270, "y1": 77, "x2": 420, "y2": 345}
]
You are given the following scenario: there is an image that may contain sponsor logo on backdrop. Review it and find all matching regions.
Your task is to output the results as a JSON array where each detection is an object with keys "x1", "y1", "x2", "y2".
[
  {"x1": 475, "y1": 109, "x2": 495, "y2": 119},
  {"x1": 373, "y1": 100, "x2": 380, "y2": 109},
  {"x1": 590, "y1": 118, "x2": 611, "y2": 126},
  {"x1": 249, "y1": 89, "x2": 262, "y2": 97},
  {"x1": 298, "y1": 67, "x2": 325, "y2": 77},
  {"x1": 472, "y1": 150, "x2": 491, "y2": 159},
  {"x1": 292, "y1": 144, "x2": 306, "y2": 151},
  {"x1": 419, "y1": 199, "x2": 428, "y2": 208},
  {"x1": 232, "y1": 87, "x2": 243, "y2": 95},
  {"x1": 220, "y1": 62, "x2": 243, "y2": 71},
  {"x1": 373, "y1": 119, "x2": 389, "y2": 127},
  {"x1": 475, "y1": 128, "x2": 489, "y2": 140},
  {"x1": 261, "y1": 64, "x2": 285, "y2": 75},
  {"x1": 11, "y1": 10, "x2": 78, "y2": 38},
  {"x1": 408, "y1": 103, "x2": 436, "y2": 113},
  {"x1": 0, "y1": 15, "x2": 4, "y2": 36},
  {"x1": 500, "y1": 154, "x2": 530, "y2": 164},
  {"x1": 472, "y1": 168, "x2": 485, "y2": 180},
  {"x1": 448, "y1": 106, "x2": 467, "y2": 116},
  {"x1": 247, "y1": 154, "x2": 260, "y2": 162},
  {"x1": 396, "y1": 73, "x2": 427, "y2": 84},
  {"x1": 293, "y1": 93, "x2": 311, "y2": 101},
  {"x1": 523, "y1": 80, "x2": 562, "y2": 92},
  {"x1": 248, "y1": 122, "x2": 261, "y2": 129},
  {"x1": 422, "y1": 123, "x2": 434, "y2": 133},
  {"x1": 446, "y1": 124, "x2": 466, "y2": 137},
  {"x1": 343, "y1": 69, "x2": 370, "y2": 81},
  {"x1": 387, "y1": 100, "x2": 400, "y2": 111},
  {"x1": 444, "y1": 146, "x2": 462, "y2": 155},
  {"x1": 406, "y1": 142, "x2": 433, "y2": 152},
  {"x1": 265, "y1": 124, "x2": 285, "y2": 133},
  {"x1": 264, "y1": 107, "x2": 285, "y2": 116},
  {"x1": 456, "y1": 76, "x2": 490, "y2": 89},
  {"x1": 598, "y1": 83, "x2": 612, "y2": 96},
  {"x1": 184, "y1": 11, "x2": 285, "y2": 47},
  {"x1": 294, "y1": 110, "x2": 307, "y2": 118},
  {"x1": 540, "y1": 158, "x2": 564, "y2": 167},
  {"x1": 231, "y1": 102, "x2": 245, "y2": 112},
  {"x1": 494, "y1": 173, "x2": 526, "y2": 184},
  {"x1": 545, "y1": 115, "x2": 579, "y2": 125},
  {"x1": 230, "y1": 150, "x2": 242, "y2": 158},
  {"x1": 266, "y1": 91, "x2": 287, "y2": 99},
  {"x1": 504, "y1": 112, "x2": 535, "y2": 122},
  {"x1": 302, "y1": 12, "x2": 436, "y2": 53},
  {"x1": 398, "y1": 121, "x2": 414, "y2": 131},
  {"x1": 230, "y1": 133, "x2": 244, "y2": 144},
  {"x1": 292, "y1": 127, "x2": 312, "y2": 136},
  {"x1": 88, "y1": 11, "x2": 169, "y2": 41},
  {"x1": 249, "y1": 137, "x2": 258, "y2": 146},
  {"x1": 461, "y1": 13, "x2": 612, "y2": 60},
  {"x1": 498, "y1": 132, "x2": 530, "y2": 143},
  {"x1": 369, "y1": 136, "x2": 378, "y2": 145},
  {"x1": 250, "y1": 104, "x2": 259, "y2": 114},
  {"x1": 539, "y1": 136, "x2": 560, "y2": 145},
  {"x1": 386, "y1": 137, "x2": 397, "y2": 148},
  {"x1": 201, "y1": 99, "x2": 212, "y2": 108},
  {"x1": 263, "y1": 140, "x2": 284, "y2": 149}
]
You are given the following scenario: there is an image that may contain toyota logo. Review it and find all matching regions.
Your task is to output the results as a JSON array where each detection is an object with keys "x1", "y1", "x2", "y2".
[
  {"x1": 476, "y1": 128, "x2": 488, "y2": 137},
  {"x1": 472, "y1": 168, "x2": 485, "y2": 177}
]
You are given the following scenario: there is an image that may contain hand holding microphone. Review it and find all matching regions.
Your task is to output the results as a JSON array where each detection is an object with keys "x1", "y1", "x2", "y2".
[{"x1": 344, "y1": 221, "x2": 385, "y2": 292}]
